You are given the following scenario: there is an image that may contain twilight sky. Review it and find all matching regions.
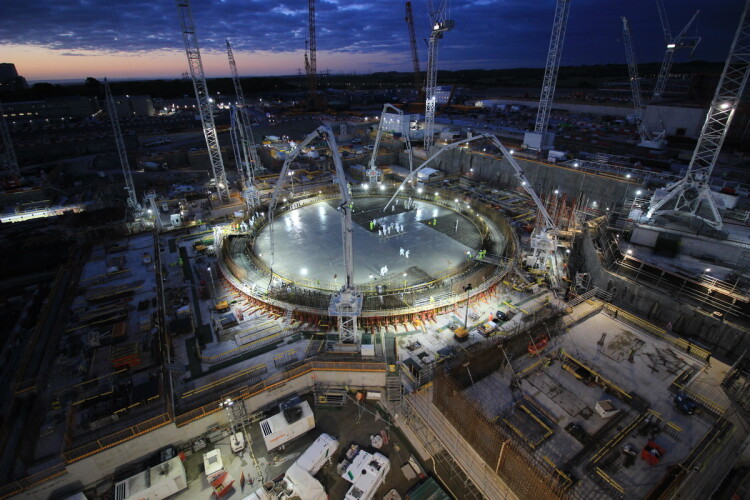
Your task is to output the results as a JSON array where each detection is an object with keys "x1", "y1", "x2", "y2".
[{"x1": 0, "y1": 0, "x2": 744, "y2": 82}]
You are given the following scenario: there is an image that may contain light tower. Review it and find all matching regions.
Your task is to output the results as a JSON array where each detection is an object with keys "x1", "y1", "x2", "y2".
[
  {"x1": 646, "y1": 0, "x2": 750, "y2": 230},
  {"x1": 423, "y1": 0, "x2": 453, "y2": 152},
  {"x1": 176, "y1": 0, "x2": 230, "y2": 204},
  {"x1": 523, "y1": 0, "x2": 570, "y2": 152},
  {"x1": 103, "y1": 79, "x2": 139, "y2": 211}
]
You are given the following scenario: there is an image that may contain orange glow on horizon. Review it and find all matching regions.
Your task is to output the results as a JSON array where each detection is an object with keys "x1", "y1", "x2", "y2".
[{"x1": 3, "y1": 44, "x2": 409, "y2": 82}]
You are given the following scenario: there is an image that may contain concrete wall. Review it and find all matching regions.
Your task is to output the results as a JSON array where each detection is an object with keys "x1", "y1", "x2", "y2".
[
  {"x1": 578, "y1": 229, "x2": 750, "y2": 361},
  {"x1": 643, "y1": 105, "x2": 705, "y2": 139},
  {"x1": 402, "y1": 148, "x2": 642, "y2": 208},
  {"x1": 23, "y1": 370, "x2": 386, "y2": 500}
]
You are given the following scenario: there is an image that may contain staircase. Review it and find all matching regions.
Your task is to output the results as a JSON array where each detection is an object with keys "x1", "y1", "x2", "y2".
[{"x1": 386, "y1": 373, "x2": 402, "y2": 403}]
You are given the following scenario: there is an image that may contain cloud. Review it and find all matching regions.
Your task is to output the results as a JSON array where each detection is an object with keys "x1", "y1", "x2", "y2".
[{"x1": 0, "y1": 0, "x2": 743, "y2": 78}]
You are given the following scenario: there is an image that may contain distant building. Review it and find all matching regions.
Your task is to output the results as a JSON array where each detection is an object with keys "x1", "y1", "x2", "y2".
[
  {"x1": 1, "y1": 96, "x2": 100, "y2": 122},
  {"x1": 0, "y1": 63, "x2": 28, "y2": 91},
  {"x1": 111, "y1": 95, "x2": 155, "y2": 117}
]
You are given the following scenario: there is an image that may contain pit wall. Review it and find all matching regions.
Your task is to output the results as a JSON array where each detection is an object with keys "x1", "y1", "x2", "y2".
[
  {"x1": 399, "y1": 148, "x2": 642, "y2": 208},
  {"x1": 14, "y1": 370, "x2": 385, "y2": 500},
  {"x1": 579, "y1": 228, "x2": 750, "y2": 361}
]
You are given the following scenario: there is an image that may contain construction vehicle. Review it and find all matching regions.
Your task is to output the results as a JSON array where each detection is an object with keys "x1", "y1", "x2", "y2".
[
  {"x1": 528, "y1": 334, "x2": 550, "y2": 355},
  {"x1": 673, "y1": 391, "x2": 697, "y2": 415}
]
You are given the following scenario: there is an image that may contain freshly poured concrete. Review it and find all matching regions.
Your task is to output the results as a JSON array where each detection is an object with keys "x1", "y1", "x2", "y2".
[{"x1": 253, "y1": 198, "x2": 485, "y2": 288}]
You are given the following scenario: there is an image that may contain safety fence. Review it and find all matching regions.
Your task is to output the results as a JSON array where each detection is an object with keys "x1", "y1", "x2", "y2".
[
  {"x1": 0, "y1": 461, "x2": 68, "y2": 500},
  {"x1": 174, "y1": 359, "x2": 386, "y2": 427}
]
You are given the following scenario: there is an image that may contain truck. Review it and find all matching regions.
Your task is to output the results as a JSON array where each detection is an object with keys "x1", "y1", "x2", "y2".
[
  {"x1": 296, "y1": 433, "x2": 339, "y2": 475},
  {"x1": 260, "y1": 399, "x2": 315, "y2": 451}
]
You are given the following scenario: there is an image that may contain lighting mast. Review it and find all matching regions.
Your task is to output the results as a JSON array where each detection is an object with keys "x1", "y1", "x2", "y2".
[
  {"x1": 405, "y1": 2, "x2": 422, "y2": 98},
  {"x1": 524, "y1": 0, "x2": 570, "y2": 152},
  {"x1": 652, "y1": 1, "x2": 701, "y2": 102},
  {"x1": 423, "y1": 0, "x2": 453, "y2": 152},
  {"x1": 103, "y1": 78, "x2": 139, "y2": 211},
  {"x1": 622, "y1": 17, "x2": 666, "y2": 149},
  {"x1": 646, "y1": 0, "x2": 750, "y2": 230},
  {"x1": 176, "y1": 0, "x2": 230, "y2": 204},
  {"x1": 0, "y1": 102, "x2": 20, "y2": 185},
  {"x1": 226, "y1": 39, "x2": 260, "y2": 209}
]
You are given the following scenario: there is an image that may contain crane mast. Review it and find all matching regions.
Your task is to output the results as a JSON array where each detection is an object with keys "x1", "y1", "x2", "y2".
[
  {"x1": 0, "y1": 102, "x2": 20, "y2": 183},
  {"x1": 646, "y1": 0, "x2": 750, "y2": 230},
  {"x1": 268, "y1": 127, "x2": 362, "y2": 344},
  {"x1": 368, "y1": 104, "x2": 413, "y2": 183},
  {"x1": 405, "y1": 2, "x2": 422, "y2": 98},
  {"x1": 622, "y1": 17, "x2": 665, "y2": 149},
  {"x1": 176, "y1": 0, "x2": 229, "y2": 204},
  {"x1": 226, "y1": 40, "x2": 261, "y2": 209},
  {"x1": 423, "y1": 0, "x2": 453, "y2": 152},
  {"x1": 305, "y1": 0, "x2": 319, "y2": 108},
  {"x1": 652, "y1": 2, "x2": 701, "y2": 102},
  {"x1": 526, "y1": 0, "x2": 570, "y2": 151},
  {"x1": 103, "y1": 79, "x2": 139, "y2": 211}
]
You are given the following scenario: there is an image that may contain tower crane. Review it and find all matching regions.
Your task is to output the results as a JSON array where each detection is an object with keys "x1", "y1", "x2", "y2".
[
  {"x1": 304, "y1": 0, "x2": 319, "y2": 108},
  {"x1": 0, "y1": 102, "x2": 20, "y2": 187},
  {"x1": 176, "y1": 0, "x2": 230, "y2": 204},
  {"x1": 367, "y1": 104, "x2": 414, "y2": 184},
  {"x1": 646, "y1": 0, "x2": 750, "y2": 231},
  {"x1": 622, "y1": 17, "x2": 666, "y2": 149},
  {"x1": 103, "y1": 78, "x2": 139, "y2": 211},
  {"x1": 524, "y1": 0, "x2": 570, "y2": 152},
  {"x1": 226, "y1": 39, "x2": 261, "y2": 209},
  {"x1": 268, "y1": 126, "x2": 362, "y2": 344},
  {"x1": 386, "y1": 134, "x2": 558, "y2": 270},
  {"x1": 652, "y1": 1, "x2": 701, "y2": 102},
  {"x1": 405, "y1": 2, "x2": 422, "y2": 98},
  {"x1": 423, "y1": 0, "x2": 453, "y2": 152}
]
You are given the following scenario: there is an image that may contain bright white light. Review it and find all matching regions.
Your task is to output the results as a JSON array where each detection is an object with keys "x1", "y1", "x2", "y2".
[
  {"x1": 573, "y1": 162, "x2": 579, "y2": 167},
  {"x1": 554, "y1": 190, "x2": 559, "y2": 194},
  {"x1": 720, "y1": 102, "x2": 731, "y2": 110},
  {"x1": 379, "y1": 184, "x2": 385, "y2": 191},
  {"x1": 369, "y1": 274, "x2": 374, "y2": 279},
  {"x1": 705, "y1": 268, "x2": 711, "y2": 273},
  {"x1": 509, "y1": 149, "x2": 515, "y2": 155},
  {"x1": 626, "y1": 249, "x2": 633, "y2": 255},
  {"x1": 399, "y1": 186, "x2": 404, "y2": 191},
  {"x1": 283, "y1": 198, "x2": 287, "y2": 202},
  {"x1": 454, "y1": 198, "x2": 459, "y2": 203},
  {"x1": 521, "y1": 181, "x2": 526, "y2": 186},
  {"x1": 667, "y1": 43, "x2": 676, "y2": 49},
  {"x1": 363, "y1": 183, "x2": 369, "y2": 189},
  {"x1": 592, "y1": 201, "x2": 597, "y2": 206},
  {"x1": 417, "y1": 188, "x2": 423, "y2": 194},
  {"x1": 566, "y1": 249, "x2": 571, "y2": 254},
  {"x1": 301, "y1": 268, "x2": 308, "y2": 275},
  {"x1": 626, "y1": 174, "x2": 631, "y2": 179},
  {"x1": 403, "y1": 273, "x2": 407, "y2": 277},
  {"x1": 636, "y1": 190, "x2": 642, "y2": 195}
]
